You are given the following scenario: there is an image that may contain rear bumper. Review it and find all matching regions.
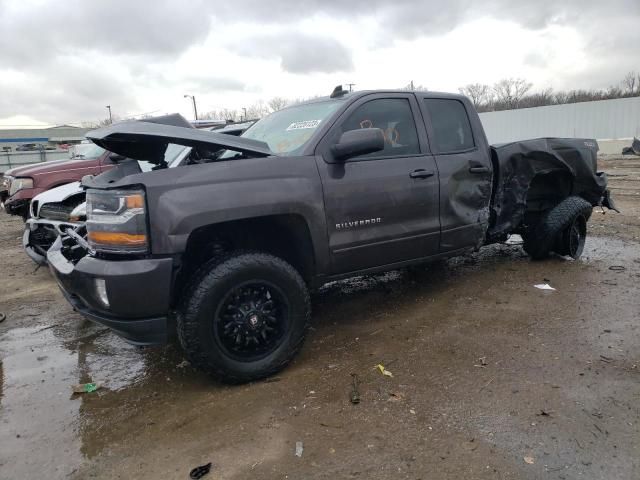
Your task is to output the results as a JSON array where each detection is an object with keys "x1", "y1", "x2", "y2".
[{"x1": 47, "y1": 236, "x2": 174, "y2": 345}]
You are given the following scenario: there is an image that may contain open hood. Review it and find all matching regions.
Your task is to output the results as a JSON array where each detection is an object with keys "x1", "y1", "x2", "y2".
[{"x1": 86, "y1": 116, "x2": 272, "y2": 164}]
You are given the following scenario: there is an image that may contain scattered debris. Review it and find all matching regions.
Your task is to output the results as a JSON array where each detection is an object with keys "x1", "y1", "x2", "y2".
[
  {"x1": 176, "y1": 360, "x2": 190, "y2": 369},
  {"x1": 537, "y1": 409, "x2": 552, "y2": 417},
  {"x1": 376, "y1": 364, "x2": 393, "y2": 377},
  {"x1": 388, "y1": 392, "x2": 404, "y2": 402},
  {"x1": 295, "y1": 441, "x2": 304, "y2": 457},
  {"x1": 36, "y1": 356, "x2": 48, "y2": 361},
  {"x1": 608, "y1": 265, "x2": 626, "y2": 271},
  {"x1": 600, "y1": 355, "x2": 613, "y2": 363},
  {"x1": 189, "y1": 462, "x2": 212, "y2": 479},
  {"x1": 0, "y1": 312, "x2": 5, "y2": 323},
  {"x1": 621, "y1": 137, "x2": 640, "y2": 156},
  {"x1": 474, "y1": 356, "x2": 488, "y2": 367},
  {"x1": 534, "y1": 283, "x2": 556, "y2": 291},
  {"x1": 409, "y1": 409, "x2": 416, "y2": 415},
  {"x1": 523, "y1": 456, "x2": 535, "y2": 464},
  {"x1": 350, "y1": 374, "x2": 361, "y2": 404},
  {"x1": 71, "y1": 382, "x2": 104, "y2": 394}
]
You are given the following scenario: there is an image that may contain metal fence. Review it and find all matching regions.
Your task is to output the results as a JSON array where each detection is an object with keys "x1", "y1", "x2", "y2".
[
  {"x1": 479, "y1": 96, "x2": 640, "y2": 144},
  {"x1": 0, "y1": 150, "x2": 69, "y2": 173}
]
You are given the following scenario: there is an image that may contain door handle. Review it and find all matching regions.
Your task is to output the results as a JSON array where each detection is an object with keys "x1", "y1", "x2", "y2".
[
  {"x1": 409, "y1": 169, "x2": 435, "y2": 179},
  {"x1": 469, "y1": 166, "x2": 490, "y2": 174}
]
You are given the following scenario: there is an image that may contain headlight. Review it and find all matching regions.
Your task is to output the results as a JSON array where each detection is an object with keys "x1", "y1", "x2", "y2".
[
  {"x1": 9, "y1": 177, "x2": 33, "y2": 196},
  {"x1": 69, "y1": 202, "x2": 87, "y2": 222},
  {"x1": 86, "y1": 188, "x2": 148, "y2": 254},
  {"x1": 1, "y1": 175, "x2": 12, "y2": 190}
]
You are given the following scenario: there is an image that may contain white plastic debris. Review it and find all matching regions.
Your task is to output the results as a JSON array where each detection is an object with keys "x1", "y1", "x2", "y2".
[
  {"x1": 295, "y1": 441, "x2": 304, "y2": 457},
  {"x1": 534, "y1": 284, "x2": 556, "y2": 291}
]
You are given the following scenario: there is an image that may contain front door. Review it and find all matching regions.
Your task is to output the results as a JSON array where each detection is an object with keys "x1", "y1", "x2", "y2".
[{"x1": 316, "y1": 93, "x2": 441, "y2": 275}]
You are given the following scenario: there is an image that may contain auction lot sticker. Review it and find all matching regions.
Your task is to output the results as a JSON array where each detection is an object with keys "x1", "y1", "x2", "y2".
[{"x1": 286, "y1": 120, "x2": 322, "y2": 130}]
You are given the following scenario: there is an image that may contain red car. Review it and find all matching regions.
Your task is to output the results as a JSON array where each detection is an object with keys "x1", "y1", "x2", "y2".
[{"x1": 1, "y1": 144, "x2": 114, "y2": 219}]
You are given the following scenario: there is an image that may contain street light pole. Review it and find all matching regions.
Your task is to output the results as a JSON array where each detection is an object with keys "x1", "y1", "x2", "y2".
[
  {"x1": 184, "y1": 94, "x2": 198, "y2": 120},
  {"x1": 242, "y1": 107, "x2": 247, "y2": 121},
  {"x1": 106, "y1": 105, "x2": 112, "y2": 124}
]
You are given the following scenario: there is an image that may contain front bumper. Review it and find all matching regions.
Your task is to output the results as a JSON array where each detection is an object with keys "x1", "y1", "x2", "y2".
[
  {"x1": 47, "y1": 236, "x2": 174, "y2": 345},
  {"x1": 3, "y1": 187, "x2": 43, "y2": 217},
  {"x1": 3, "y1": 197, "x2": 30, "y2": 217},
  {"x1": 23, "y1": 218, "x2": 81, "y2": 265}
]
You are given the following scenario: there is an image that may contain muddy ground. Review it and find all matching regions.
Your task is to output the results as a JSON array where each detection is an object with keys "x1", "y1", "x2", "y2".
[{"x1": 1, "y1": 155, "x2": 639, "y2": 480}]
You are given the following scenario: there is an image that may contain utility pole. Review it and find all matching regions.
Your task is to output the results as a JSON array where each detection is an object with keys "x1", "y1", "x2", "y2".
[
  {"x1": 346, "y1": 83, "x2": 356, "y2": 92},
  {"x1": 105, "y1": 105, "x2": 112, "y2": 124},
  {"x1": 410, "y1": 80, "x2": 414, "y2": 90},
  {"x1": 184, "y1": 94, "x2": 198, "y2": 120},
  {"x1": 242, "y1": 107, "x2": 247, "y2": 122}
]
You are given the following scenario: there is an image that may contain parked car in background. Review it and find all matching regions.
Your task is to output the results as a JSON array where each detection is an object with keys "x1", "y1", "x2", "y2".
[
  {"x1": 15, "y1": 143, "x2": 40, "y2": 151},
  {"x1": 1, "y1": 143, "x2": 110, "y2": 219}
]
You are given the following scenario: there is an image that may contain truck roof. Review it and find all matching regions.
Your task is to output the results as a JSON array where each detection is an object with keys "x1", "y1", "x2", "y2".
[{"x1": 294, "y1": 89, "x2": 469, "y2": 108}]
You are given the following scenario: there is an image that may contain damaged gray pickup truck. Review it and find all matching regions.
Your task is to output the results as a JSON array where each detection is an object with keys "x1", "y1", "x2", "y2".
[{"x1": 48, "y1": 87, "x2": 616, "y2": 383}]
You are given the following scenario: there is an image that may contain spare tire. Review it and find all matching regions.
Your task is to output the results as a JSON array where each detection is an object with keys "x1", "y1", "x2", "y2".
[{"x1": 523, "y1": 196, "x2": 593, "y2": 260}]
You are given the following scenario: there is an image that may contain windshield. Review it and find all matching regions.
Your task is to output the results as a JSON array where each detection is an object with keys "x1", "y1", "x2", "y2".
[
  {"x1": 238, "y1": 100, "x2": 343, "y2": 155},
  {"x1": 138, "y1": 143, "x2": 189, "y2": 172},
  {"x1": 69, "y1": 143, "x2": 105, "y2": 159}
]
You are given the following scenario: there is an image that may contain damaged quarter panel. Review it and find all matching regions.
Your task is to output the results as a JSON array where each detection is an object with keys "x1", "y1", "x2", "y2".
[
  {"x1": 419, "y1": 94, "x2": 493, "y2": 251},
  {"x1": 488, "y1": 138, "x2": 608, "y2": 238}
]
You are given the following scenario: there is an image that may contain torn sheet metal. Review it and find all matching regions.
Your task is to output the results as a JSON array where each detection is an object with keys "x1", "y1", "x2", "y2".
[{"x1": 488, "y1": 138, "x2": 609, "y2": 239}]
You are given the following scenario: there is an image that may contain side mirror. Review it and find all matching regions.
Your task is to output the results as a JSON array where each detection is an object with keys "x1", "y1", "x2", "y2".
[{"x1": 331, "y1": 128, "x2": 385, "y2": 161}]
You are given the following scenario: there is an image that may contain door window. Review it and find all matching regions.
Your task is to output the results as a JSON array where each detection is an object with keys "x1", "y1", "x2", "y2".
[
  {"x1": 424, "y1": 99, "x2": 474, "y2": 153},
  {"x1": 339, "y1": 98, "x2": 420, "y2": 159}
]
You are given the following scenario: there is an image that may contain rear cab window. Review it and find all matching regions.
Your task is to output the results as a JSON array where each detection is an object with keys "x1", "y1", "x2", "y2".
[{"x1": 424, "y1": 98, "x2": 475, "y2": 153}]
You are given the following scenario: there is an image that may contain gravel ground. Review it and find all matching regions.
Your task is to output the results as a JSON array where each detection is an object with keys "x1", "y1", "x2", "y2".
[{"x1": 0, "y1": 155, "x2": 639, "y2": 479}]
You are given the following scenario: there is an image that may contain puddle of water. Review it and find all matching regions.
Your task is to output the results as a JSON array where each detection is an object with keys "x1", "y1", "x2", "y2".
[{"x1": 0, "y1": 324, "x2": 149, "y2": 477}]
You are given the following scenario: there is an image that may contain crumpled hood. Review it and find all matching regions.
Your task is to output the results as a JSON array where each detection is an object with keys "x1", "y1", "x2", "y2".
[{"x1": 87, "y1": 121, "x2": 272, "y2": 164}]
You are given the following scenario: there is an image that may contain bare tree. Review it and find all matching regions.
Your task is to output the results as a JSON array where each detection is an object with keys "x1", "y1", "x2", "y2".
[
  {"x1": 621, "y1": 71, "x2": 639, "y2": 94},
  {"x1": 268, "y1": 97, "x2": 289, "y2": 112},
  {"x1": 458, "y1": 83, "x2": 492, "y2": 110},
  {"x1": 201, "y1": 109, "x2": 240, "y2": 121},
  {"x1": 492, "y1": 78, "x2": 532, "y2": 109},
  {"x1": 81, "y1": 116, "x2": 120, "y2": 128},
  {"x1": 245, "y1": 100, "x2": 270, "y2": 119}
]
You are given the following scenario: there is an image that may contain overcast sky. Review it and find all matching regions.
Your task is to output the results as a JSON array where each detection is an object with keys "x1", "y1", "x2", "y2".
[{"x1": 0, "y1": 0, "x2": 638, "y2": 127}]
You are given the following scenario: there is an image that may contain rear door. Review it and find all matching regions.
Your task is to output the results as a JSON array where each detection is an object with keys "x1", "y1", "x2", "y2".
[
  {"x1": 419, "y1": 97, "x2": 492, "y2": 252},
  {"x1": 315, "y1": 93, "x2": 440, "y2": 275}
]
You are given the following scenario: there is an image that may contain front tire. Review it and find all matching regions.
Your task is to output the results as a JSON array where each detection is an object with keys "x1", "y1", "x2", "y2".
[{"x1": 177, "y1": 252, "x2": 311, "y2": 383}]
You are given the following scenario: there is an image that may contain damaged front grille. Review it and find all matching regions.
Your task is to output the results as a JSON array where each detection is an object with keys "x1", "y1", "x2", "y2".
[{"x1": 59, "y1": 225, "x2": 91, "y2": 264}]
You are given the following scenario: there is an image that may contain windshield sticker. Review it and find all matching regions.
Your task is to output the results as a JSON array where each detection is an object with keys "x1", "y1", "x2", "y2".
[{"x1": 286, "y1": 120, "x2": 322, "y2": 131}]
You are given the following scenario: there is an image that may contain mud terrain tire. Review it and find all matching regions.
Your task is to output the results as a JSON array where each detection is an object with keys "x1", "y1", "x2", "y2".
[
  {"x1": 523, "y1": 196, "x2": 592, "y2": 260},
  {"x1": 177, "y1": 252, "x2": 311, "y2": 383}
]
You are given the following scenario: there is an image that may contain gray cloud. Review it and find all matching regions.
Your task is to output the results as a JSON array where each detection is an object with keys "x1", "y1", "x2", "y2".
[
  {"x1": 228, "y1": 32, "x2": 354, "y2": 74},
  {"x1": 0, "y1": 0, "x2": 638, "y2": 123}
]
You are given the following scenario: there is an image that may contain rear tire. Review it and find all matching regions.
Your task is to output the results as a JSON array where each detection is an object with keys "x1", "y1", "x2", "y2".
[
  {"x1": 177, "y1": 252, "x2": 311, "y2": 383},
  {"x1": 522, "y1": 196, "x2": 592, "y2": 260}
]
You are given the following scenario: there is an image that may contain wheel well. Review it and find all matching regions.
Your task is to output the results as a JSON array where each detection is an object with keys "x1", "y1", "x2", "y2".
[
  {"x1": 525, "y1": 170, "x2": 573, "y2": 213},
  {"x1": 175, "y1": 215, "x2": 316, "y2": 299}
]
